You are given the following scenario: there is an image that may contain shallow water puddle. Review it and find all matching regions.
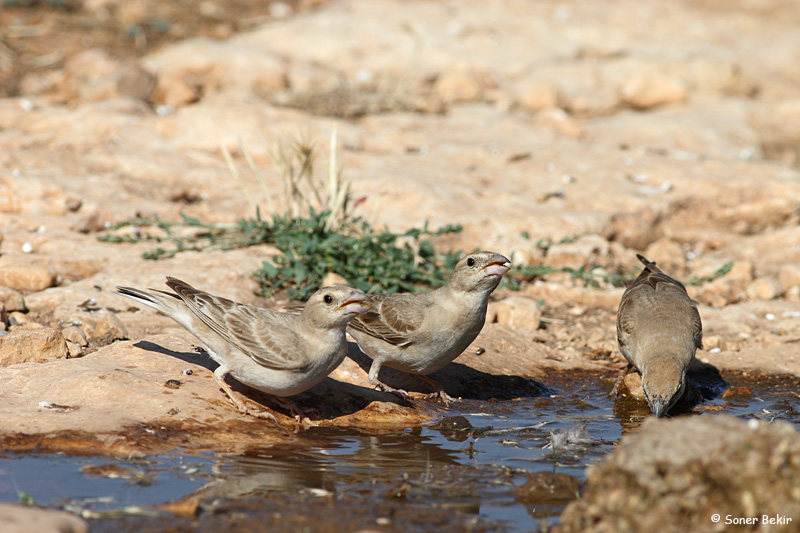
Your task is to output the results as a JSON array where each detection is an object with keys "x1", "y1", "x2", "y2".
[{"x1": 2, "y1": 373, "x2": 800, "y2": 532}]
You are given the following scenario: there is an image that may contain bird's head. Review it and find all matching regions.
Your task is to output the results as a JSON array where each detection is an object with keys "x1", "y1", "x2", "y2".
[
  {"x1": 305, "y1": 286, "x2": 369, "y2": 329},
  {"x1": 449, "y1": 251, "x2": 511, "y2": 294},
  {"x1": 642, "y1": 355, "x2": 687, "y2": 418}
]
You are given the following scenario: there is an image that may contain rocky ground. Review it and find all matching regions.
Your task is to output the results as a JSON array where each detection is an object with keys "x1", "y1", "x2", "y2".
[{"x1": 1, "y1": 0, "x2": 800, "y2": 529}]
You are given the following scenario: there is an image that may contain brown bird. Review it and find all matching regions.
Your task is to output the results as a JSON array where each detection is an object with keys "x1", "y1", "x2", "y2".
[
  {"x1": 115, "y1": 278, "x2": 369, "y2": 421},
  {"x1": 347, "y1": 251, "x2": 511, "y2": 404},
  {"x1": 614, "y1": 254, "x2": 703, "y2": 417}
]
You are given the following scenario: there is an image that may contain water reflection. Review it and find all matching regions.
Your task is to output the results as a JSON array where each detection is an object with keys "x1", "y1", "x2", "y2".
[{"x1": 4, "y1": 373, "x2": 800, "y2": 532}]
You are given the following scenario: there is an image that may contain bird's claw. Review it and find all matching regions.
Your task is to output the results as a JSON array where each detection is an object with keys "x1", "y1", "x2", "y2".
[
  {"x1": 374, "y1": 382, "x2": 412, "y2": 401},
  {"x1": 424, "y1": 390, "x2": 459, "y2": 406}
]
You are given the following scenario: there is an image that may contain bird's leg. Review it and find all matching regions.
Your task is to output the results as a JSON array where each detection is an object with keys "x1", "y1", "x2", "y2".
[
  {"x1": 416, "y1": 374, "x2": 459, "y2": 406},
  {"x1": 212, "y1": 366, "x2": 278, "y2": 423},
  {"x1": 368, "y1": 360, "x2": 412, "y2": 401},
  {"x1": 609, "y1": 363, "x2": 634, "y2": 398}
]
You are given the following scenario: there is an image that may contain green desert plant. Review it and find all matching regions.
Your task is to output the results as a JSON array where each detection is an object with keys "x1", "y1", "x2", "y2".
[{"x1": 98, "y1": 131, "x2": 464, "y2": 299}]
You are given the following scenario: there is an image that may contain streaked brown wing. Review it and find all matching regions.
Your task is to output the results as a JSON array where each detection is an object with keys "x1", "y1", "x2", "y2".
[
  {"x1": 616, "y1": 286, "x2": 639, "y2": 363},
  {"x1": 167, "y1": 278, "x2": 308, "y2": 371},
  {"x1": 222, "y1": 305, "x2": 310, "y2": 371},
  {"x1": 348, "y1": 293, "x2": 426, "y2": 347},
  {"x1": 690, "y1": 299, "x2": 703, "y2": 350}
]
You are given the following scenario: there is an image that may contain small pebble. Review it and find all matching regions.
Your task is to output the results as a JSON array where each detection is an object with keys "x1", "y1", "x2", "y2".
[
  {"x1": 182, "y1": 369, "x2": 193, "y2": 376},
  {"x1": 164, "y1": 379, "x2": 182, "y2": 389},
  {"x1": 475, "y1": 347, "x2": 485, "y2": 355},
  {"x1": 765, "y1": 313, "x2": 776, "y2": 320},
  {"x1": 21, "y1": 242, "x2": 34, "y2": 253}
]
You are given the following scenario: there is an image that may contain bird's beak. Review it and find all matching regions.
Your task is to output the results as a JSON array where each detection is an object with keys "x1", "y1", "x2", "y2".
[
  {"x1": 650, "y1": 397, "x2": 668, "y2": 418},
  {"x1": 339, "y1": 294, "x2": 370, "y2": 315},
  {"x1": 482, "y1": 259, "x2": 511, "y2": 277}
]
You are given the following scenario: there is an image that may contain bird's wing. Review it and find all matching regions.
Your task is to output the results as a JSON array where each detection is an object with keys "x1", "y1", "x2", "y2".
[
  {"x1": 167, "y1": 278, "x2": 309, "y2": 371},
  {"x1": 616, "y1": 287, "x2": 638, "y2": 364},
  {"x1": 223, "y1": 305, "x2": 312, "y2": 370},
  {"x1": 348, "y1": 293, "x2": 427, "y2": 347},
  {"x1": 618, "y1": 256, "x2": 704, "y2": 361}
]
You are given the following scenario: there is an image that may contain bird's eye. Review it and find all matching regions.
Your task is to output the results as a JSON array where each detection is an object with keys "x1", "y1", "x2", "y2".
[
  {"x1": 467, "y1": 257, "x2": 476, "y2": 267},
  {"x1": 324, "y1": 294, "x2": 333, "y2": 304}
]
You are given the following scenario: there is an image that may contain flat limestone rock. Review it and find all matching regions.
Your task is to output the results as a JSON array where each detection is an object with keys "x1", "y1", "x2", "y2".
[
  {"x1": 0, "y1": 321, "x2": 576, "y2": 454},
  {"x1": 0, "y1": 336, "x2": 430, "y2": 454}
]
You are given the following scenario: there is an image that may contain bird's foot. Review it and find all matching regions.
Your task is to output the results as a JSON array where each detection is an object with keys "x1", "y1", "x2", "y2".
[
  {"x1": 423, "y1": 389, "x2": 459, "y2": 406},
  {"x1": 214, "y1": 374, "x2": 280, "y2": 424},
  {"x1": 223, "y1": 392, "x2": 279, "y2": 423},
  {"x1": 268, "y1": 396, "x2": 318, "y2": 428},
  {"x1": 374, "y1": 382, "x2": 412, "y2": 401},
  {"x1": 244, "y1": 407, "x2": 279, "y2": 423},
  {"x1": 416, "y1": 375, "x2": 458, "y2": 406}
]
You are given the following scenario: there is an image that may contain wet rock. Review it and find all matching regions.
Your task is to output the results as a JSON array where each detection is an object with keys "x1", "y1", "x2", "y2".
[
  {"x1": 745, "y1": 276, "x2": 783, "y2": 301},
  {"x1": 616, "y1": 370, "x2": 644, "y2": 399},
  {"x1": 491, "y1": 296, "x2": 542, "y2": 331},
  {"x1": 0, "y1": 502, "x2": 88, "y2": 533},
  {"x1": 0, "y1": 286, "x2": 25, "y2": 312},
  {"x1": 0, "y1": 264, "x2": 56, "y2": 292},
  {"x1": 619, "y1": 74, "x2": 688, "y2": 110},
  {"x1": 721, "y1": 385, "x2": 752, "y2": 400},
  {"x1": 432, "y1": 415, "x2": 474, "y2": 441},
  {"x1": 0, "y1": 327, "x2": 68, "y2": 366},
  {"x1": 514, "y1": 471, "x2": 581, "y2": 505},
  {"x1": 557, "y1": 416, "x2": 800, "y2": 533}
]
